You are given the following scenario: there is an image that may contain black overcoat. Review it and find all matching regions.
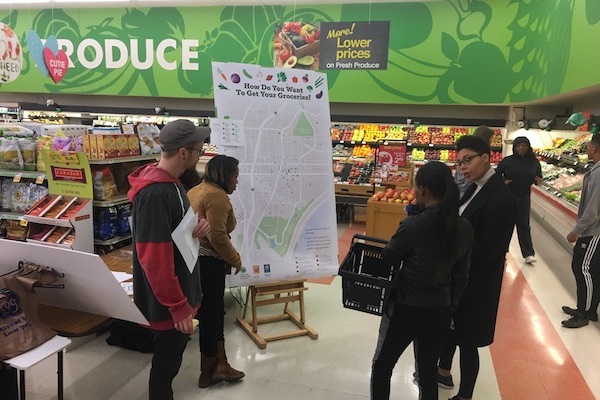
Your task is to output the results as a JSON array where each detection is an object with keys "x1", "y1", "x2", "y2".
[{"x1": 453, "y1": 172, "x2": 516, "y2": 347}]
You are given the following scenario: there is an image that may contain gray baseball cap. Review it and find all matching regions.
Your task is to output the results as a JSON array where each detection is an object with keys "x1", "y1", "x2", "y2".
[{"x1": 158, "y1": 119, "x2": 211, "y2": 151}]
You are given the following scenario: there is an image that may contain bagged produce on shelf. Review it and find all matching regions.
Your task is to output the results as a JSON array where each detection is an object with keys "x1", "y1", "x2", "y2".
[
  {"x1": 94, "y1": 206, "x2": 119, "y2": 240},
  {"x1": 36, "y1": 135, "x2": 54, "y2": 171},
  {"x1": 0, "y1": 136, "x2": 23, "y2": 170},
  {"x1": 137, "y1": 123, "x2": 161, "y2": 155},
  {"x1": 117, "y1": 204, "x2": 131, "y2": 236},
  {"x1": 92, "y1": 166, "x2": 118, "y2": 200},
  {"x1": 0, "y1": 124, "x2": 34, "y2": 137},
  {"x1": 11, "y1": 183, "x2": 48, "y2": 213},
  {"x1": 9, "y1": 183, "x2": 28, "y2": 213},
  {"x1": 3, "y1": 220, "x2": 28, "y2": 241},
  {"x1": 17, "y1": 137, "x2": 36, "y2": 171},
  {"x1": 51, "y1": 136, "x2": 73, "y2": 152},
  {"x1": 1, "y1": 179, "x2": 12, "y2": 210}
]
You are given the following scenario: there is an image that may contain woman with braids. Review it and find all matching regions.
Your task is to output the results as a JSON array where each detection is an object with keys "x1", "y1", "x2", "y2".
[{"x1": 370, "y1": 162, "x2": 473, "y2": 400}]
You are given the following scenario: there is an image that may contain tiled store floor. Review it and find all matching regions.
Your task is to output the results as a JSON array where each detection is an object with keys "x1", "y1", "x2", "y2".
[{"x1": 15, "y1": 218, "x2": 600, "y2": 399}]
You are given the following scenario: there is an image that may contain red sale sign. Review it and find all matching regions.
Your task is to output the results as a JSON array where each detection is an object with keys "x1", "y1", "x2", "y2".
[{"x1": 378, "y1": 144, "x2": 406, "y2": 167}]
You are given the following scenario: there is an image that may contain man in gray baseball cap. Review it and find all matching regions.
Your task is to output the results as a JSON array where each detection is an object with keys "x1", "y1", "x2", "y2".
[
  {"x1": 158, "y1": 119, "x2": 211, "y2": 152},
  {"x1": 127, "y1": 118, "x2": 211, "y2": 399}
]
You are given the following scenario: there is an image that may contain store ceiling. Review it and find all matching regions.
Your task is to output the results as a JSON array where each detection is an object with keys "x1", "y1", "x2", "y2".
[{"x1": 2, "y1": 0, "x2": 439, "y2": 9}]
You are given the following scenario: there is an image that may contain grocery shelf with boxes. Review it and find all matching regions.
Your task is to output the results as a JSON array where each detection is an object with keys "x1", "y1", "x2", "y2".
[{"x1": 0, "y1": 120, "x2": 213, "y2": 253}]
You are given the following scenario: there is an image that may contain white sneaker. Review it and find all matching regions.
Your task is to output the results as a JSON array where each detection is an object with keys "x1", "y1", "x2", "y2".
[{"x1": 524, "y1": 256, "x2": 536, "y2": 264}]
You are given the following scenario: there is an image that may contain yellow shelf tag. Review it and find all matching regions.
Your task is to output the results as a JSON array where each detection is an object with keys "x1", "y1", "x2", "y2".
[{"x1": 47, "y1": 151, "x2": 79, "y2": 164}]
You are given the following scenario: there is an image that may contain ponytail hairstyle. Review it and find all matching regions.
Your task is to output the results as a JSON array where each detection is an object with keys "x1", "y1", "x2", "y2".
[{"x1": 414, "y1": 162, "x2": 460, "y2": 259}]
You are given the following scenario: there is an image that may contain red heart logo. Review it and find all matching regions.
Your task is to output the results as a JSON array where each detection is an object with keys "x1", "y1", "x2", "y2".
[{"x1": 43, "y1": 47, "x2": 69, "y2": 83}]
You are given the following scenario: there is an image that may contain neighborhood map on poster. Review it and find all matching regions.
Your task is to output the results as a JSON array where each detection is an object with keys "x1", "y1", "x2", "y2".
[{"x1": 211, "y1": 62, "x2": 339, "y2": 287}]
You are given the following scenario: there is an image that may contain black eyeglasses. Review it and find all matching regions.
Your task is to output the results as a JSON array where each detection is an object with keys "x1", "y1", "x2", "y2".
[
  {"x1": 186, "y1": 147, "x2": 205, "y2": 156},
  {"x1": 455, "y1": 153, "x2": 482, "y2": 168}
]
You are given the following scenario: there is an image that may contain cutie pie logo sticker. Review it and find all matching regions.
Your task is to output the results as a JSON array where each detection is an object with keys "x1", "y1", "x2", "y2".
[
  {"x1": 26, "y1": 30, "x2": 68, "y2": 83},
  {"x1": 0, "y1": 23, "x2": 23, "y2": 83}
]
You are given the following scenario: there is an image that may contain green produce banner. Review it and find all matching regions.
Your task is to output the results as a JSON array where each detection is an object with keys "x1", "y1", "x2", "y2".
[
  {"x1": 319, "y1": 21, "x2": 389, "y2": 70},
  {"x1": 1, "y1": 1, "x2": 600, "y2": 104}
]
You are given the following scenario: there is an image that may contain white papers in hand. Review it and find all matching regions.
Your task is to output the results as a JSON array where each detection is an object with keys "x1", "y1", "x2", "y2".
[{"x1": 171, "y1": 207, "x2": 200, "y2": 274}]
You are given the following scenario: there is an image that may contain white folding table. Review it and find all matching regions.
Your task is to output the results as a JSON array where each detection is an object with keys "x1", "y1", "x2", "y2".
[{"x1": 3, "y1": 336, "x2": 71, "y2": 400}]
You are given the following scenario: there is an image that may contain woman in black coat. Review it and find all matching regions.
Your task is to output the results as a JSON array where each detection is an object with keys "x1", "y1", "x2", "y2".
[
  {"x1": 371, "y1": 162, "x2": 473, "y2": 400},
  {"x1": 438, "y1": 136, "x2": 516, "y2": 400},
  {"x1": 496, "y1": 136, "x2": 542, "y2": 264}
]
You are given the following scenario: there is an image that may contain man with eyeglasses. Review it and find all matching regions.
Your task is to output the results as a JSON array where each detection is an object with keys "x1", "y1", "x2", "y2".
[
  {"x1": 128, "y1": 119, "x2": 211, "y2": 400},
  {"x1": 438, "y1": 135, "x2": 516, "y2": 400}
]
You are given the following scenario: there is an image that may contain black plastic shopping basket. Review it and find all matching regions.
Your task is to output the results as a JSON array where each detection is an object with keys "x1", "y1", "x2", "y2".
[{"x1": 338, "y1": 234, "x2": 399, "y2": 316}]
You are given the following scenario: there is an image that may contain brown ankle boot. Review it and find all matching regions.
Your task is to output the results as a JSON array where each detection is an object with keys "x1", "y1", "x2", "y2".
[
  {"x1": 213, "y1": 340, "x2": 245, "y2": 382},
  {"x1": 198, "y1": 354, "x2": 221, "y2": 388}
]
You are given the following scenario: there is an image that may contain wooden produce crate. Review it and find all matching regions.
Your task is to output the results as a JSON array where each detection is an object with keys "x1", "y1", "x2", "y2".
[
  {"x1": 353, "y1": 205, "x2": 367, "y2": 222},
  {"x1": 365, "y1": 200, "x2": 407, "y2": 241},
  {"x1": 334, "y1": 183, "x2": 378, "y2": 196}
]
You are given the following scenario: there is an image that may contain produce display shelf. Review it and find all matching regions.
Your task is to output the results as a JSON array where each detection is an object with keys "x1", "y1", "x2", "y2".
[
  {"x1": 332, "y1": 156, "x2": 369, "y2": 160},
  {"x1": 535, "y1": 151, "x2": 591, "y2": 168},
  {"x1": 539, "y1": 184, "x2": 580, "y2": 208},
  {"x1": 0, "y1": 169, "x2": 46, "y2": 180},
  {"x1": 412, "y1": 160, "x2": 498, "y2": 168},
  {"x1": 333, "y1": 141, "x2": 501, "y2": 151},
  {"x1": 88, "y1": 155, "x2": 158, "y2": 165},
  {"x1": 94, "y1": 234, "x2": 132, "y2": 246},
  {"x1": 407, "y1": 143, "x2": 502, "y2": 150},
  {"x1": 93, "y1": 194, "x2": 130, "y2": 207}
]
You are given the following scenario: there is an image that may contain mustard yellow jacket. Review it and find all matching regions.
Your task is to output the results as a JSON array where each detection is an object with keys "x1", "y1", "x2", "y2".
[{"x1": 187, "y1": 181, "x2": 242, "y2": 268}]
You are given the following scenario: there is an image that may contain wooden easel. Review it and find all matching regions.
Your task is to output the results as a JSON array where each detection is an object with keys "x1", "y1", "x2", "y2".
[{"x1": 236, "y1": 279, "x2": 318, "y2": 349}]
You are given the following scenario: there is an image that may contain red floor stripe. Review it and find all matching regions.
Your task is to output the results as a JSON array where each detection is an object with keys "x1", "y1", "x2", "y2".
[
  {"x1": 337, "y1": 222, "x2": 366, "y2": 264},
  {"x1": 490, "y1": 254, "x2": 595, "y2": 400}
]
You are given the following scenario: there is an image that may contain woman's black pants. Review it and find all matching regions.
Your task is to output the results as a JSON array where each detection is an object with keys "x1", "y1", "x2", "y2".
[{"x1": 197, "y1": 256, "x2": 226, "y2": 357}]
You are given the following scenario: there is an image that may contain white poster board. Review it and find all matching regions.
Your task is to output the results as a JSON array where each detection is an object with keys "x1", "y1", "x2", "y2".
[
  {"x1": 0, "y1": 239, "x2": 148, "y2": 325},
  {"x1": 212, "y1": 62, "x2": 339, "y2": 287}
]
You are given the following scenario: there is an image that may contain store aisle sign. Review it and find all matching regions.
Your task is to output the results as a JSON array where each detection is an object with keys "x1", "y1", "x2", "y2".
[
  {"x1": 319, "y1": 21, "x2": 389, "y2": 70},
  {"x1": 53, "y1": 38, "x2": 200, "y2": 71},
  {"x1": 0, "y1": 23, "x2": 23, "y2": 83}
]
